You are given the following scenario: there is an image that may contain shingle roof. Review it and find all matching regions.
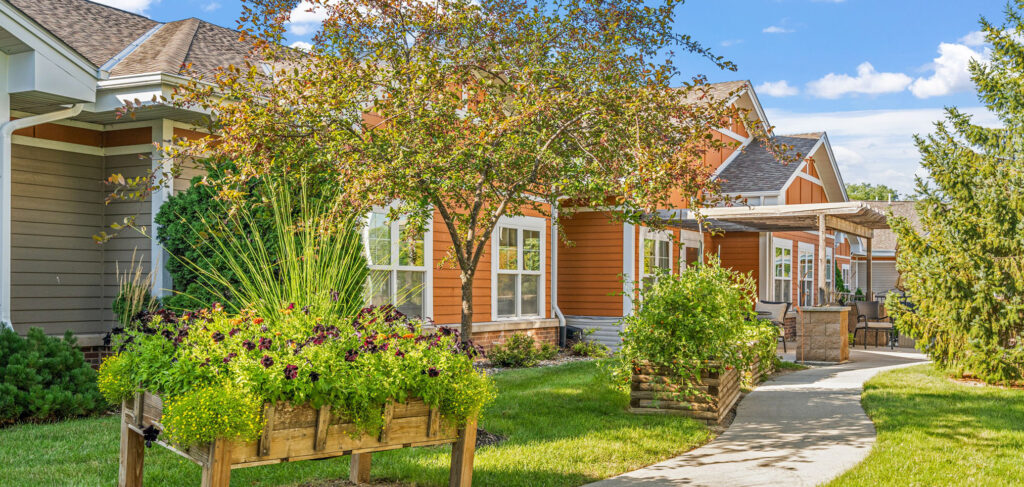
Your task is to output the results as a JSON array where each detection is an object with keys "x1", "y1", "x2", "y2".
[
  {"x1": 860, "y1": 201, "x2": 920, "y2": 250},
  {"x1": 681, "y1": 80, "x2": 749, "y2": 104},
  {"x1": 715, "y1": 133, "x2": 822, "y2": 193},
  {"x1": 9, "y1": 0, "x2": 252, "y2": 78}
]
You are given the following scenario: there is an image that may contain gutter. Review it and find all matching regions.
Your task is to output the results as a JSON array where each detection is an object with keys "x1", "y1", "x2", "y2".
[
  {"x1": 550, "y1": 203, "x2": 567, "y2": 346},
  {"x1": 0, "y1": 104, "x2": 85, "y2": 328}
]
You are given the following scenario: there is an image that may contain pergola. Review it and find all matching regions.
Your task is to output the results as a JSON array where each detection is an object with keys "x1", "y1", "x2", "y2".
[{"x1": 658, "y1": 202, "x2": 891, "y2": 302}]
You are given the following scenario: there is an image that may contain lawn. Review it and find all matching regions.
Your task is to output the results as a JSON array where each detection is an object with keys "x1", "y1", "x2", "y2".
[
  {"x1": 0, "y1": 360, "x2": 710, "y2": 487},
  {"x1": 828, "y1": 364, "x2": 1024, "y2": 486}
]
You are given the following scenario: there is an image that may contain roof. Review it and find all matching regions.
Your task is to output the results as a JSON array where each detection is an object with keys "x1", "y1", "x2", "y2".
[
  {"x1": 8, "y1": 0, "x2": 252, "y2": 77},
  {"x1": 859, "y1": 201, "x2": 919, "y2": 250},
  {"x1": 715, "y1": 133, "x2": 822, "y2": 193},
  {"x1": 657, "y1": 202, "x2": 890, "y2": 238}
]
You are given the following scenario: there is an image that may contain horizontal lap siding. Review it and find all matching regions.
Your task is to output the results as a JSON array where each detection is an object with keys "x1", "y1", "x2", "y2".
[
  {"x1": 102, "y1": 153, "x2": 154, "y2": 327},
  {"x1": 10, "y1": 145, "x2": 107, "y2": 335},
  {"x1": 558, "y1": 212, "x2": 622, "y2": 317},
  {"x1": 711, "y1": 232, "x2": 760, "y2": 285}
]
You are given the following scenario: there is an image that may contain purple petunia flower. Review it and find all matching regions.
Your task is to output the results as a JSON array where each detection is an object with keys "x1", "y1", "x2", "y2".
[
  {"x1": 259, "y1": 337, "x2": 272, "y2": 350},
  {"x1": 223, "y1": 352, "x2": 237, "y2": 364},
  {"x1": 261, "y1": 355, "x2": 274, "y2": 368},
  {"x1": 211, "y1": 331, "x2": 225, "y2": 343},
  {"x1": 284, "y1": 364, "x2": 298, "y2": 380},
  {"x1": 228, "y1": 328, "x2": 239, "y2": 337},
  {"x1": 242, "y1": 339, "x2": 256, "y2": 351},
  {"x1": 424, "y1": 367, "x2": 440, "y2": 377},
  {"x1": 261, "y1": 325, "x2": 269, "y2": 333},
  {"x1": 302, "y1": 305, "x2": 310, "y2": 315},
  {"x1": 395, "y1": 349, "x2": 405, "y2": 358},
  {"x1": 345, "y1": 349, "x2": 359, "y2": 362},
  {"x1": 309, "y1": 371, "x2": 320, "y2": 382}
]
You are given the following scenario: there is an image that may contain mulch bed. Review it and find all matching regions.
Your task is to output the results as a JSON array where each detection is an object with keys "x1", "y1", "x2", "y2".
[{"x1": 477, "y1": 352, "x2": 597, "y2": 374}]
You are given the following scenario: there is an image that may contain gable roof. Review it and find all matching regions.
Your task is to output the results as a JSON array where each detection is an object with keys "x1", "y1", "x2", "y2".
[
  {"x1": 7, "y1": 0, "x2": 251, "y2": 78},
  {"x1": 715, "y1": 133, "x2": 821, "y2": 193}
]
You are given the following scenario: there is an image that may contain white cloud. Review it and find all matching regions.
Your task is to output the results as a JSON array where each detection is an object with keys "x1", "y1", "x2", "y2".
[
  {"x1": 720, "y1": 39, "x2": 743, "y2": 47},
  {"x1": 288, "y1": 1, "x2": 331, "y2": 36},
  {"x1": 958, "y1": 30, "x2": 987, "y2": 47},
  {"x1": 766, "y1": 107, "x2": 1000, "y2": 194},
  {"x1": 92, "y1": 0, "x2": 156, "y2": 14},
  {"x1": 202, "y1": 2, "x2": 221, "y2": 12},
  {"x1": 805, "y1": 62, "x2": 912, "y2": 99},
  {"x1": 290, "y1": 41, "x2": 313, "y2": 51},
  {"x1": 763, "y1": 26, "x2": 793, "y2": 34},
  {"x1": 909, "y1": 42, "x2": 987, "y2": 98},
  {"x1": 756, "y1": 80, "x2": 799, "y2": 97}
]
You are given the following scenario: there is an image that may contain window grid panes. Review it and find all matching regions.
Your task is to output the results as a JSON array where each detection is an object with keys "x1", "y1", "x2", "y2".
[
  {"x1": 366, "y1": 213, "x2": 428, "y2": 318},
  {"x1": 641, "y1": 232, "x2": 673, "y2": 287},
  {"x1": 495, "y1": 226, "x2": 543, "y2": 318},
  {"x1": 799, "y1": 246, "x2": 814, "y2": 307},
  {"x1": 773, "y1": 244, "x2": 792, "y2": 303}
]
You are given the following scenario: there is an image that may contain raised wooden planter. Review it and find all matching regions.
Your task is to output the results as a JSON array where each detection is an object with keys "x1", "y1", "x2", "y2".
[
  {"x1": 118, "y1": 392, "x2": 476, "y2": 487},
  {"x1": 628, "y1": 364, "x2": 740, "y2": 424}
]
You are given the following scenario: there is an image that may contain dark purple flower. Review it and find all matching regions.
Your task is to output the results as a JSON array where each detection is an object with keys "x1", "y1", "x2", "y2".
[
  {"x1": 261, "y1": 355, "x2": 274, "y2": 368},
  {"x1": 259, "y1": 337, "x2": 272, "y2": 350},
  {"x1": 308, "y1": 371, "x2": 320, "y2": 382},
  {"x1": 228, "y1": 328, "x2": 239, "y2": 337},
  {"x1": 284, "y1": 364, "x2": 298, "y2": 380},
  {"x1": 302, "y1": 305, "x2": 310, "y2": 315},
  {"x1": 222, "y1": 352, "x2": 237, "y2": 364},
  {"x1": 242, "y1": 339, "x2": 256, "y2": 351},
  {"x1": 160, "y1": 329, "x2": 174, "y2": 341},
  {"x1": 424, "y1": 367, "x2": 440, "y2": 377},
  {"x1": 141, "y1": 425, "x2": 160, "y2": 448},
  {"x1": 345, "y1": 349, "x2": 359, "y2": 362},
  {"x1": 211, "y1": 331, "x2": 225, "y2": 343},
  {"x1": 261, "y1": 325, "x2": 269, "y2": 333},
  {"x1": 395, "y1": 349, "x2": 405, "y2": 358}
]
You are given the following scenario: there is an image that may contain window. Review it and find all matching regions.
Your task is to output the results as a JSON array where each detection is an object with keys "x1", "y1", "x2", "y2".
[
  {"x1": 492, "y1": 217, "x2": 545, "y2": 319},
  {"x1": 798, "y1": 243, "x2": 815, "y2": 307},
  {"x1": 773, "y1": 239, "x2": 792, "y2": 303},
  {"x1": 365, "y1": 211, "x2": 431, "y2": 318},
  {"x1": 826, "y1": 247, "x2": 834, "y2": 290},
  {"x1": 640, "y1": 228, "x2": 673, "y2": 287}
]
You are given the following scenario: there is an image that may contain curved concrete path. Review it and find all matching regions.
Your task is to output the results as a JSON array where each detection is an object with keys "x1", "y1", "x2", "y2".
[{"x1": 587, "y1": 349, "x2": 928, "y2": 487}]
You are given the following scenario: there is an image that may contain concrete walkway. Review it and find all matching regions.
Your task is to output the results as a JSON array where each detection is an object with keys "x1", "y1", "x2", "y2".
[{"x1": 587, "y1": 348, "x2": 928, "y2": 487}]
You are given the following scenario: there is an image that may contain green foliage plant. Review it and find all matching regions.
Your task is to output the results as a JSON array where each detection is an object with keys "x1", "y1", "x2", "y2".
[
  {"x1": 569, "y1": 328, "x2": 610, "y2": 358},
  {"x1": 0, "y1": 328, "x2": 107, "y2": 424},
  {"x1": 488, "y1": 333, "x2": 558, "y2": 368},
  {"x1": 845, "y1": 182, "x2": 901, "y2": 201},
  {"x1": 614, "y1": 257, "x2": 777, "y2": 400},
  {"x1": 111, "y1": 250, "x2": 159, "y2": 326},
  {"x1": 889, "y1": 4, "x2": 1024, "y2": 386}
]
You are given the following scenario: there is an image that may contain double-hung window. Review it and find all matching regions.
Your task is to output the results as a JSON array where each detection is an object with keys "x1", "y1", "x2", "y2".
[
  {"x1": 825, "y1": 247, "x2": 834, "y2": 292},
  {"x1": 798, "y1": 243, "x2": 815, "y2": 307},
  {"x1": 773, "y1": 238, "x2": 792, "y2": 303},
  {"x1": 640, "y1": 228, "x2": 673, "y2": 287},
  {"x1": 493, "y1": 217, "x2": 545, "y2": 320},
  {"x1": 365, "y1": 211, "x2": 431, "y2": 318}
]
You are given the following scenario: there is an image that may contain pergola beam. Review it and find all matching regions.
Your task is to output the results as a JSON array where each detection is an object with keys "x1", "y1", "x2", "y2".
[{"x1": 824, "y1": 215, "x2": 873, "y2": 239}]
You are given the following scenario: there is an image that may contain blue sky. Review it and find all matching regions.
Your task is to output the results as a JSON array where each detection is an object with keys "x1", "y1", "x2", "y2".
[{"x1": 98, "y1": 0, "x2": 1007, "y2": 195}]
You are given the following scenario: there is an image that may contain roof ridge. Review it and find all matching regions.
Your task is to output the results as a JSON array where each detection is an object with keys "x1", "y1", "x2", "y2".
[
  {"x1": 177, "y1": 17, "x2": 203, "y2": 74},
  {"x1": 78, "y1": 0, "x2": 153, "y2": 22}
]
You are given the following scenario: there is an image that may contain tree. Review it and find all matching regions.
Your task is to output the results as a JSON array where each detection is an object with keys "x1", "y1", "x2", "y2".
[
  {"x1": 845, "y1": 182, "x2": 900, "y2": 201},
  {"x1": 139, "y1": 0, "x2": 780, "y2": 342},
  {"x1": 888, "y1": 2, "x2": 1024, "y2": 385}
]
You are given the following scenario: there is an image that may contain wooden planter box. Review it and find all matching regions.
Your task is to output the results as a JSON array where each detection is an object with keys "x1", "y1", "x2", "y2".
[
  {"x1": 628, "y1": 364, "x2": 741, "y2": 424},
  {"x1": 118, "y1": 392, "x2": 476, "y2": 487}
]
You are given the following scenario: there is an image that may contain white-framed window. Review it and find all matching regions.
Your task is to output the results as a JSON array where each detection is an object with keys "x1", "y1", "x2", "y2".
[
  {"x1": 640, "y1": 228, "x2": 673, "y2": 287},
  {"x1": 798, "y1": 242, "x2": 815, "y2": 307},
  {"x1": 841, "y1": 263, "x2": 851, "y2": 289},
  {"x1": 365, "y1": 210, "x2": 432, "y2": 318},
  {"x1": 773, "y1": 238, "x2": 792, "y2": 303},
  {"x1": 826, "y1": 247, "x2": 834, "y2": 290},
  {"x1": 492, "y1": 216, "x2": 546, "y2": 320}
]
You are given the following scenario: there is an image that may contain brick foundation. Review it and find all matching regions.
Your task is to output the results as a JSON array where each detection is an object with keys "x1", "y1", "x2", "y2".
[
  {"x1": 80, "y1": 345, "x2": 113, "y2": 368},
  {"x1": 473, "y1": 326, "x2": 560, "y2": 352}
]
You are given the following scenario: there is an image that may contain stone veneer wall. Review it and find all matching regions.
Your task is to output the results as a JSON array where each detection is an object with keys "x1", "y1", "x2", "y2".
[{"x1": 796, "y1": 307, "x2": 850, "y2": 363}]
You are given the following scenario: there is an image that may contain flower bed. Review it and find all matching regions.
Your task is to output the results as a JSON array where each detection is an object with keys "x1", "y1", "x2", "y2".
[
  {"x1": 101, "y1": 304, "x2": 492, "y2": 487},
  {"x1": 628, "y1": 363, "x2": 740, "y2": 424}
]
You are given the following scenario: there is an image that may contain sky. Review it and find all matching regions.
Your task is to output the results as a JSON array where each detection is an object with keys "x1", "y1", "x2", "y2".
[{"x1": 92, "y1": 0, "x2": 1008, "y2": 196}]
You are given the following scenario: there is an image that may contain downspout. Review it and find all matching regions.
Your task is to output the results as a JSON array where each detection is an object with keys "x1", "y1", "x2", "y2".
[
  {"x1": 551, "y1": 203, "x2": 567, "y2": 346},
  {"x1": 0, "y1": 104, "x2": 85, "y2": 328}
]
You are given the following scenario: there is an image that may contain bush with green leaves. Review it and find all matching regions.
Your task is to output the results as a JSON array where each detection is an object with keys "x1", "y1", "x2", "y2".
[
  {"x1": 0, "y1": 328, "x2": 107, "y2": 424},
  {"x1": 487, "y1": 333, "x2": 558, "y2": 368},
  {"x1": 614, "y1": 257, "x2": 777, "y2": 399},
  {"x1": 569, "y1": 328, "x2": 610, "y2": 358}
]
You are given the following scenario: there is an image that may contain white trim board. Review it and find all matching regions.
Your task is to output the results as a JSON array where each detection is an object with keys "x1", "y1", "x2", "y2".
[
  {"x1": 490, "y1": 215, "x2": 547, "y2": 322},
  {"x1": 11, "y1": 135, "x2": 152, "y2": 156}
]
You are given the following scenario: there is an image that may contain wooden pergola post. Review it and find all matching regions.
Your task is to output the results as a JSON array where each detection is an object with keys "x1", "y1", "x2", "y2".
[
  {"x1": 866, "y1": 237, "x2": 873, "y2": 301},
  {"x1": 817, "y1": 214, "x2": 827, "y2": 306}
]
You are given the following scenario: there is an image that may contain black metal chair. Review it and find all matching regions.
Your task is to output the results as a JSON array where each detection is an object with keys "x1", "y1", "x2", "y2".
[
  {"x1": 854, "y1": 301, "x2": 896, "y2": 349},
  {"x1": 755, "y1": 300, "x2": 791, "y2": 353}
]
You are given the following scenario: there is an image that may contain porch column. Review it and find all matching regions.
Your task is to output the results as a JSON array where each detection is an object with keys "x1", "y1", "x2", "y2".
[
  {"x1": 150, "y1": 120, "x2": 174, "y2": 296},
  {"x1": 866, "y1": 237, "x2": 873, "y2": 301},
  {"x1": 817, "y1": 214, "x2": 827, "y2": 305}
]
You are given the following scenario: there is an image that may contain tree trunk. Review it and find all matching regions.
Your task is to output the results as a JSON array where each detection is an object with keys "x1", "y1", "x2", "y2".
[{"x1": 460, "y1": 270, "x2": 474, "y2": 343}]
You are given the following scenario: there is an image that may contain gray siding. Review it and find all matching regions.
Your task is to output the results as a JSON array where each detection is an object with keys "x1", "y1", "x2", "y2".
[{"x1": 566, "y1": 315, "x2": 623, "y2": 351}]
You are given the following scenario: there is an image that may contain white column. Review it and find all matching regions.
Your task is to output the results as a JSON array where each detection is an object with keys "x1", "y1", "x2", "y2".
[
  {"x1": 622, "y1": 222, "x2": 635, "y2": 315},
  {"x1": 149, "y1": 120, "x2": 174, "y2": 296},
  {"x1": 0, "y1": 53, "x2": 10, "y2": 328}
]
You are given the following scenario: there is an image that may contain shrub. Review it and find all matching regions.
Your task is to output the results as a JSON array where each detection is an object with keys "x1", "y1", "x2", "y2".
[
  {"x1": 0, "y1": 328, "x2": 107, "y2": 424},
  {"x1": 569, "y1": 328, "x2": 609, "y2": 358},
  {"x1": 488, "y1": 333, "x2": 558, "y2": 368},
  {"x1": 614, "y1": 257, "x2": 777, "y2": 399}
]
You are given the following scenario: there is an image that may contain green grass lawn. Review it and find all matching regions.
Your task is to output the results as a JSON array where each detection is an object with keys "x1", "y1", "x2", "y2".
[
  {"x1": 828, "y1": 364, "x2": 1024, "y2": 487},
  {"x1": 0, "y1": 360, "x2": 710, "y2": 487}
]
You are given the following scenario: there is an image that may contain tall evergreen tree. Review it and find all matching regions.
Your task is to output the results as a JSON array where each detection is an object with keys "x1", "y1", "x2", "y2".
[{"x1": 890, "y1": 2, "x2": 1024, "y2": 384}]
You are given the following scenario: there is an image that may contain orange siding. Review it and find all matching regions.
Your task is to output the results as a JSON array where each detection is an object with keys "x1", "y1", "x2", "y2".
[
  {"x1": 103, "y1": 127, "x2": 151, "y2": 147},
  {"x1": 172, "y1": 128, "x2": 211, "y2": 141},
  {"x1": 786, "y1": 177, "x2": 827, "y2": 204},
  {"x1": 431, "y1": 207, "x2": 551, "y2": 325},
  {"x1": 558, "y1": 212, "x2": 624, "y2": 317},
  {"x1": 710, "y1": 232, "x2": 760, "y2": 287},
  {"x1": 13, "y1": 122, "x2": 102, "y2": 147},
  {"x1": 804, "y1": 160, "x2": 820, "y2": 178}
]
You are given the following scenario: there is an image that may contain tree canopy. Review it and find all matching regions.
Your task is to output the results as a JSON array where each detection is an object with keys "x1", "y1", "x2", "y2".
[
  {"x1": 845, "y1": 182, "x2": 901, "y2": 201},
  {"x1": 889, "y1": 1, "x2": 1024, "y2": 385},
  {"x1": 130, "y1": 0, "x2": 780, "y2": 339}
]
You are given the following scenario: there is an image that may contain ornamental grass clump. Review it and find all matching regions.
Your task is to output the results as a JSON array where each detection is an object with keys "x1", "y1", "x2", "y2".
[
  {"x1": 614, "y1": 257, "x2": 777, "y2": 400},
  {"x1": 99, "y1": 304, "x2": 493, "y2": 447}
]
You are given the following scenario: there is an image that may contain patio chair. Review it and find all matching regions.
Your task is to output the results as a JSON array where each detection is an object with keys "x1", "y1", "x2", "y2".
[
  {"x1": 854, "y1": 301, "x2": 896, "y2": 349},
  {"x1": 755, "y1": 300, "x2": 790, "y2": 353}
]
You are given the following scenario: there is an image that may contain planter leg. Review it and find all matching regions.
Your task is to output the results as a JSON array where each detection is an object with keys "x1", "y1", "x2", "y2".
[
  {"x1": 449, "y1": 418, "x2": 477, "y2": 487},
  {"x1": 200, "y1": 439, "x2": 232, "y2": 487},
  {"x1": 349, "y1": 453, "x2": 371, "y2": 484},
  {"x1": 118, "y1": 409, "x2": 145, "y2": 487}
]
